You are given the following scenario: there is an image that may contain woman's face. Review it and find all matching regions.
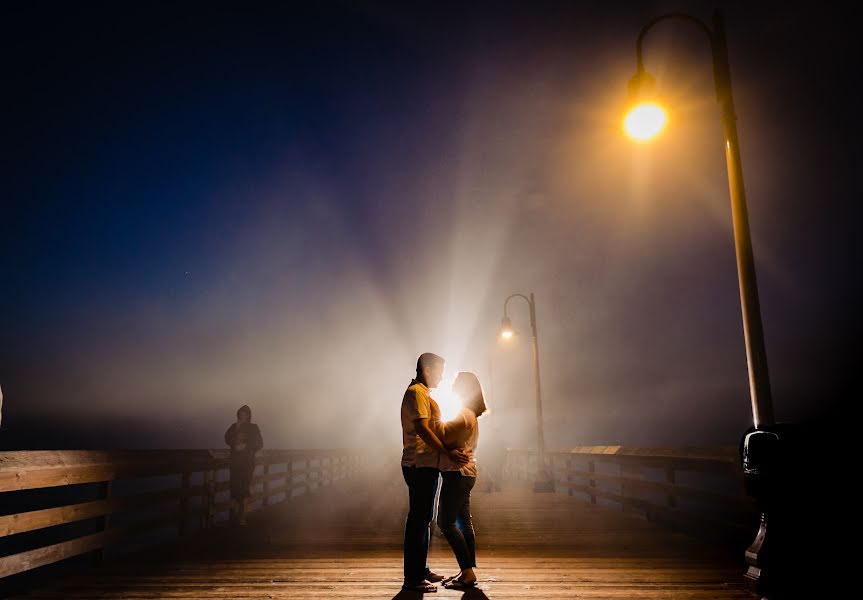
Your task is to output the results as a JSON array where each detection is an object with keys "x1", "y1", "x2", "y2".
[{"x1": 453, "y1": 374, "x2": 469, "y2": 401}]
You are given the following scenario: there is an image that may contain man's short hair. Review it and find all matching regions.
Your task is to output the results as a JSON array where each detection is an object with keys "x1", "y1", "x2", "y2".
[{"x1": 416, "y1": 352, "x2": 445, "y2": 376}]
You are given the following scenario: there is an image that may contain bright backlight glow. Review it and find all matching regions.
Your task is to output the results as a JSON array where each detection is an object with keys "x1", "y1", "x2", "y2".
[
  {"x1": 623, "y1": 102, "x2": 667, "y2": 141},
  {"x1": 433, "y1": 378, "x2": 462, "y2": 422}
]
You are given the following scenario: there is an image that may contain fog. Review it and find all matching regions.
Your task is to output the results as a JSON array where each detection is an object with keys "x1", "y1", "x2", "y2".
[{"x1": 1, "y1": 1, "x2": 857, "y2": 452}]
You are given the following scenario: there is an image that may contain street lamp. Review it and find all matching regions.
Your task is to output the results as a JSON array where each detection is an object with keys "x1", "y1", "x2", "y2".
[
  {"x1": 625, "y1": 9, "x2": 778, "y2": 595},
  {"x1": 498, "y1": 292, "x2": 554, "y2": 493}
]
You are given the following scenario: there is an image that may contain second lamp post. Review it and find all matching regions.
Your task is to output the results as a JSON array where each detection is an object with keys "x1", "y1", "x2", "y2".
[{"x1": 499, "y1": 292, "x2": 554, "y2": 492}]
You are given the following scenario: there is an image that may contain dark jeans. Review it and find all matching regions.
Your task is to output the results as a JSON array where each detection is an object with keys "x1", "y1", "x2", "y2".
[
  {"x1": 402, "y1": 466, "x2": 441, "y2": 582},
  {"x1": 229, "y1": 453, "x2": 255, "y2": 500},
  {"x1": 437, "y1": 471, "x2": 477, "y2": 570}
]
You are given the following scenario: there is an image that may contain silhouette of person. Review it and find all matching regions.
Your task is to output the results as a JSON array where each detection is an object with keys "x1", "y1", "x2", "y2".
[
  {"x1": 400, "y1": 352, "x2": 468, "y2": 593},
  {"x1": 224, "y1": 404, "x2": 263, "y2": 525}
]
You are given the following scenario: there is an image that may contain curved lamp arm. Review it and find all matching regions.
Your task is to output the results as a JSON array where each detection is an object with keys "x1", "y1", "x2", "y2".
[{"x1": 503, "y1": 293, "x2": 533, "y2": 324}]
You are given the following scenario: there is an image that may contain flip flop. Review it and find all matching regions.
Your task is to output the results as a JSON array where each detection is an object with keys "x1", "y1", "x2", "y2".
[
  {"x1": 402, "y1": 581, "x2": 437, "y2": 593},
  {"x1": 443, "y1": 579, "x2": 476, "y2": 590}
]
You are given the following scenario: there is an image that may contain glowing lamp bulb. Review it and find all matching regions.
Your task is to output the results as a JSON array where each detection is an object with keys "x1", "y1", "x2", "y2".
[
  {"x1": 623, "y1": 102, "x2": 667, "y2": 141},
  {"x1": 499, "y1": 315, "x2": 515, "y2": 341}
]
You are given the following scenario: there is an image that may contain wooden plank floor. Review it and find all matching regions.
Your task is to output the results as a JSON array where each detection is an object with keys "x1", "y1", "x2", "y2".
[{"x1": 14, "y1": 474, "x2": 755, "y2": 599}]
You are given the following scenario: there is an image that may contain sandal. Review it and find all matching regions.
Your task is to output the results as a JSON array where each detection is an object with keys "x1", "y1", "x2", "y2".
[
  {"x1": 424, "y1": 570, "x2": 444, "y2": 583},
  {"x1": 402, "y1": 581, "x2": 437, "y2": 593},
  {"x1": 443, "y1": 579, "x2": 476, "y2": 590}
]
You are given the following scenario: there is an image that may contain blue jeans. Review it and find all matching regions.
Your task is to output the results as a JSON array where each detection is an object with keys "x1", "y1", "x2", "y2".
[
  {"x1": 437, "y1": 471, "x2": 477, "y2": 570},
  {"x1": 402, "y1": 466, "x2": 441, "y2": 582}
]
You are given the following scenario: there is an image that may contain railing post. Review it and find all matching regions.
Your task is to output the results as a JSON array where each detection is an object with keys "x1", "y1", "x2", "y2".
[
  {"x1": 288, "y1": 458, "x2": 294, "y2": 499},
  {"x1": 204, "y1": 469, "x2": 216, "y2": 529},
  {"x1": 92, "y1": 480, "x2": 112, "y2": 567},
  {"x1": 620, "y1": 460, "x2": 643, "y2": 517},
  {"x1": 262, "y1": 459, "x2": 271, "y2": 507},
  {"x1": 588, "y1": 460, "x2": 597, "y2": 505},
  {"x1": 178, "y1": 471, "x2": 191, "y2": 536},
  {"x1": 567, "y1": 458, "x2": 573, "y2": 496},
  {"x1": 547, "y1": 453, "x2": 557, "y2": 492},
  {"x1": 665, "y1": 465, "x2": 677, "y2": 508}
]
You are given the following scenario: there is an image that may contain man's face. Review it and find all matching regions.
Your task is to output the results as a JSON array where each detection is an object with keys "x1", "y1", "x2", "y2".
[
  {"x1": 425, "y1": 362, "x2": 445, "y2": 389},
  {"x1": 238, "y1": 411, "x2": 250, "y2": 424}
]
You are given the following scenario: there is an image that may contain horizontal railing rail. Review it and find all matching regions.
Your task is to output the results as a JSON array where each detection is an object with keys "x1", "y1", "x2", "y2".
[
  {"x1": 0, "y1": 448, "x2": 369, "y2": 581},
  {"x1": 505, "y1": 446, "x2": 757, "y2": 541}
]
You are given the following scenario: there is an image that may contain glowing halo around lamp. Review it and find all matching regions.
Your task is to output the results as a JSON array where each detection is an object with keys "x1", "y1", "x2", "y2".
[{"x1": 623, "y1": 102, "x2": 668, "y2": 141}]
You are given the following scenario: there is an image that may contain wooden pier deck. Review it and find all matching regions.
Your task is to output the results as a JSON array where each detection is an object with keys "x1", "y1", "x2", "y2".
[{"x1": 12, "y1": 476, "x2": 753, "y2": 599}]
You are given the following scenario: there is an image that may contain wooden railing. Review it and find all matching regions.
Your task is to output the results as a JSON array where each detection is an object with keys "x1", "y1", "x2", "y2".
[
  {"x1": 0, "y1": 449, "x2": 368, "y2": 581},
  {"x1": 2, "y1": 445, "x2": 758, "y2": 588},
  {"x1": 506, "y1": 446, "x2": 757, "y2": 542}
]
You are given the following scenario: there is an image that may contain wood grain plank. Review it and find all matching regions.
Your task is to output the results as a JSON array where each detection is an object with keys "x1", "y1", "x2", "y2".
[{"x1": 10, "y1": 479, "x2": 753, "y2": 599}]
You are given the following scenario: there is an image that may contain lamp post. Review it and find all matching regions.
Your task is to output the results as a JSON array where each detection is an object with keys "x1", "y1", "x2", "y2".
[
  {"x1": 499, "y1": 292, "x2": 554, "y2": 493},
  {"x1": 625, "y1": 9, "x2": 779, "y2": 596}
]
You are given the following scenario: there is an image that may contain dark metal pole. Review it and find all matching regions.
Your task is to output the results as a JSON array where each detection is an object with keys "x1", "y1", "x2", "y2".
[
  {"x1": 711, "y1": 8, "x2": 774, "y2": 427},
  {"x1": 711, "y1": 10, "x2": 782, "y2": 597},
  {"x1": 528, "y1": 293, "x2": 553, "y2": 491},
  {"x1": 634, "y1": 10, "x2": 774, "y2": 428}
]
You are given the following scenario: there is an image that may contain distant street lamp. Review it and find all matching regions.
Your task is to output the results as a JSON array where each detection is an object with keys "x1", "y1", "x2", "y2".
[
  {"x1": 499, "y1": 292, "x2": 554, "y2": 493},
  {"x1": 625, "y1": 9, "x2": 778, "y2": 595}
]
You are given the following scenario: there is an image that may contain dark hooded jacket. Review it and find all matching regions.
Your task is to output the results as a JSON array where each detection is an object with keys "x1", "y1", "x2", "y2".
[
  {"x1": 224, "y1": 405, "x2": 263, "y2": 457},
  {"x1": 224, "y1": 406, "x2": 263, "y2": 500}
]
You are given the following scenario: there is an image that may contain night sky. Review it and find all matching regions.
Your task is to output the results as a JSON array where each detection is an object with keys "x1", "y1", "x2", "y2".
[{"x1": 1, "y1": 0, "x2": 859, "y2": 451}]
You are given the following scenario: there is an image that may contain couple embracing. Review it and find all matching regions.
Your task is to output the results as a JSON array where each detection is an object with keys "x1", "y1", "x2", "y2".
[{"x1": 400, "y1": 352, "x2": 488, "y2": 593}]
